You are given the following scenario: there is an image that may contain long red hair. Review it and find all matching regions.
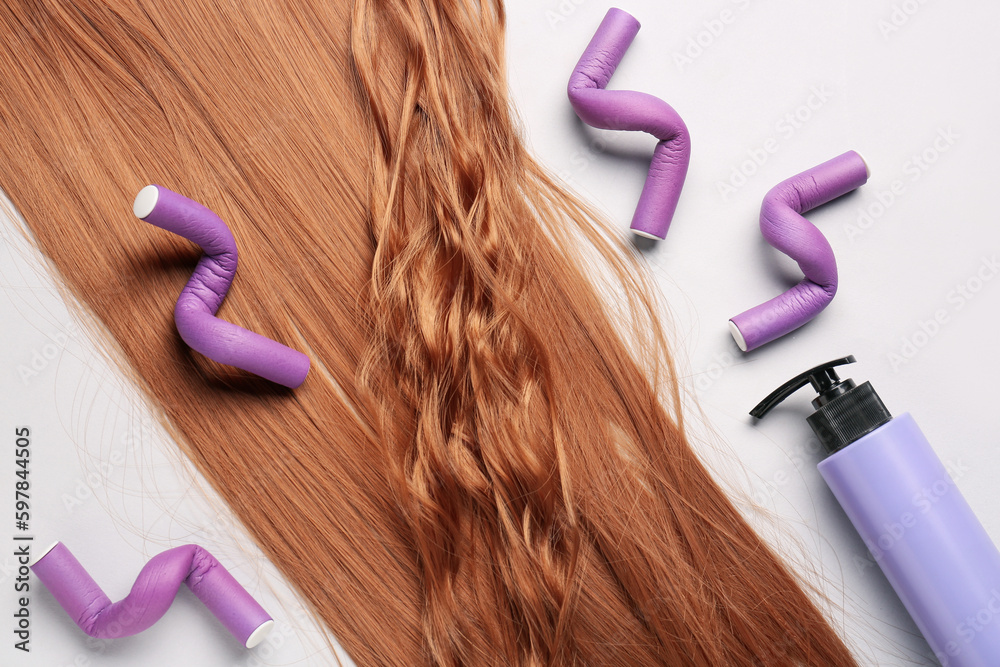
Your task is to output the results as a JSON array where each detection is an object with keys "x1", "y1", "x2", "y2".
[{"x1": 0, "y1": 1, "x2": 857, "y2": 664}]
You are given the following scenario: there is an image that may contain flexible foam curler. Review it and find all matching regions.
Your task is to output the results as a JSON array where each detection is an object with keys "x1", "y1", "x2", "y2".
[
  {"x1": 567, "y1": 8, "x2": 691, "y2": 240},
  {"x1": 31, "y1": 542, "x2": 273, "y2": 648},
  {"x1": 728, "y1": 151, "x2": 869, "y2": 352},
  {"x1": 133, "y1": 185, "x2": 310, "y2": 388}
]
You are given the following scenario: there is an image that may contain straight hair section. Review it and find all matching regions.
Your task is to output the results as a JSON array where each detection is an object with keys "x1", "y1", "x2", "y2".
[{"x1": 0, "y1": 1, "x2": 858, "y2": 665}]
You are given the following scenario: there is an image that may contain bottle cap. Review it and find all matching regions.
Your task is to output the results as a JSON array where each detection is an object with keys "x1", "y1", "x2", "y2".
[{"x1": 751, "y1": 356, "x2": 893, "y2": 456}]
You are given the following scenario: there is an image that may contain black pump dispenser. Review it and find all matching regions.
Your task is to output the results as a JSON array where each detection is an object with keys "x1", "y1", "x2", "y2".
[{"x1": 751, "y1": 356, "x2": 892, "y2": 456}]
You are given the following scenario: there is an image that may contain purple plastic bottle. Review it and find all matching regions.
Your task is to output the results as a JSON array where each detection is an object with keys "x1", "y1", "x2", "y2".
[{"x1": 752, "y1": 356, "x2": 1000, "y2": 666}]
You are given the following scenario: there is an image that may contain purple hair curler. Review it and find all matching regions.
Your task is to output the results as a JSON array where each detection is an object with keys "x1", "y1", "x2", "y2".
[
  {"x1": 31, "y1": 542, "x2": 273, "y2": 648},
  {"x1": 133, "y1": 185, "x2": 310, "y2": 388},
  {"x1": 568, "y1": 8, "x2": 691, "y2": 240},
  {"x1": 728, "y1": 151, "x2": 869, "y2": 352}
]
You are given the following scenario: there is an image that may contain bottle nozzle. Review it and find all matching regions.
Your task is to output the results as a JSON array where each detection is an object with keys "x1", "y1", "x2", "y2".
[
  {"x1": 751, "y1": 355, "x2": 892, "y2": 456},
  {"x1": 750, "y1": 356, "x2": 857, "y2": 419}
]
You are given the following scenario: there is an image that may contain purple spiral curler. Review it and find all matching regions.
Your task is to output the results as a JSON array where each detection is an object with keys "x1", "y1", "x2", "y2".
[
  {"x1": 568, "y1": 8, "x2": 691, "y2": 240},
  {"x1": 31, "y1": 542, "x2": 273, "y2": 648},
  {"x1": 133, "y1": 185, "x2": 310, "y2": 388},
  {"x1": 729, "y1": 151, "x2": 869, "y2": 352}
]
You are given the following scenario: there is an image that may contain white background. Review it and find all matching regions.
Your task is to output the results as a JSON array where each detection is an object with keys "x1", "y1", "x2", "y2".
[{"x1": 3, "y1": 1, "x2": 999, "y2": 665}]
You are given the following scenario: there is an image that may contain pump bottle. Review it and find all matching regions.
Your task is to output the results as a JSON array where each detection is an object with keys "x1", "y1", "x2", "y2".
[{"x1": 753, "y1": 356, "x2": 1000, "y2": 666}]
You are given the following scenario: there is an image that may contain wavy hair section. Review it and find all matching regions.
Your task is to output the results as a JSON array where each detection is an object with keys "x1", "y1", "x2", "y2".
[{"x1": 0, "y1": 1, "x2": 857, "y2": 665}]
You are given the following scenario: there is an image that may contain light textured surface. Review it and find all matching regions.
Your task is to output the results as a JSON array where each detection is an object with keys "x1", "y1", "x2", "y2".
[{"x1": 2, "y1": 2, "x2": 998, "y2": 665}]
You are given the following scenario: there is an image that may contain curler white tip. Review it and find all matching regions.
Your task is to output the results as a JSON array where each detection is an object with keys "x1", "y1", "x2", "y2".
[
  {"x1": 245, "y1": 619, "x2": 274, "y2": 649},
  {"x1": 855, "y1": 151, "x2": 870, "y2": 179},
  {"x1": 30, "y1": 541, "x2": 60, "y2": 567},
  {"x1": 133, "y1": 185, "x2": 160, "y2": 219},
  {"x1": 631, "y1": 229, "x2": 664, "y2": 241},
  {"x1": 729, "y1": 320, "x2": 748, "y2": 353}
]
